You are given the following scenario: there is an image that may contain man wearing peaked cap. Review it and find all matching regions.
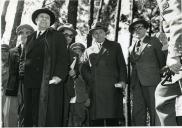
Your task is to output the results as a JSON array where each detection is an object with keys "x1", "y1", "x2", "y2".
[
  {"x1": 16, "y1": 24, "x2": 34, "y2": 35},
  {"x1": 82, "y1": 21, "x2": 127, "y2": 126},
  {"x1": 3, "y1": 24, "x2": 34, "y2": 127},
  {"x1": 22, "y1": 8, "x2": 69, "y2": 127}
]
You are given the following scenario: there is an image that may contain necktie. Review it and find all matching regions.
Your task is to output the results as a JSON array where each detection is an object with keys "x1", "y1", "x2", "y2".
[
  {"x1": 135, "y1": 40, "x2": 141, "y2": 53},
  {"x1": 99, "y1": 43, "x2": 102, "y2": 50},
  {"x1": 37, "y1": 31, "x2": 41, "y2": 39}
]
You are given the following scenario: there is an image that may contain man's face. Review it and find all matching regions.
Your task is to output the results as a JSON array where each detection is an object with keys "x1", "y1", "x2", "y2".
[
  {"x1": 133, "y1": 23, "x2": 147, "y2": 39},
  {"x1": 92, "y1": 29, "x2": 106, "y2": 43},
  {"x1": 17, "y1": 28, "x2": 33, "y2": 45},
  {"x1": 73, "y1": 48, "x2": 83, "y2": 58},
  {"x1": 35, "y1": 13, "x2": 51, "y2": 30},
  {"x1": 63, "y1": 29, "x2": 74, "y2": 45}
]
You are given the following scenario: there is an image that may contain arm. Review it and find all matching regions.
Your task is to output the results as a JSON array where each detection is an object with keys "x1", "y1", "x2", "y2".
[
  {"x1": 152, "y1": 37, "x2": 166, "y2": 69},
  {"x1": 51, "y1": 32, "x2": 69, "y2": 84},
  {"x1": 5, "y1": 49, "x2": 19, "y2": 96},
  {"x1": 116, "y1": 43, "x2": 128, "y2": 86}
]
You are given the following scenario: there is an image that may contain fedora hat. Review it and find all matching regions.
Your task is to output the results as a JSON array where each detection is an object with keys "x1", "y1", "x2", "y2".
[
  {"x1": 57, "y1": 23, "x2": 77, "y2": 36},
  {"x1": 32, "y1": 8, "x2": 55, "y2": 26},
  {"x1": 16, "y1": 24, "x2": 34, "y2": 35},
  {"x1": 129, "y1": 18, "x2": 149, "y2": 33},
  {"x1": 89, "y1": 22, "x2": 107, "y2": 34}
]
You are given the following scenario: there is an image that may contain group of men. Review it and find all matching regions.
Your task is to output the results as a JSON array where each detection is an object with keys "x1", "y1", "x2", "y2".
[{"x1": 1, "y1": 0, "x2": 182, "y2": 126}]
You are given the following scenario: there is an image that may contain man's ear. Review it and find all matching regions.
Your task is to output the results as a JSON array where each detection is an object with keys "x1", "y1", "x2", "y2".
[{"x1": 35, "y1": 17, "x2": 38, "y2": 24}]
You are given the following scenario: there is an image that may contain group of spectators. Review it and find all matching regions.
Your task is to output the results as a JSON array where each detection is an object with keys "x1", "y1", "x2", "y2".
[{"x1": 1, "y1": 0, "x2": 182, "y2": 126}]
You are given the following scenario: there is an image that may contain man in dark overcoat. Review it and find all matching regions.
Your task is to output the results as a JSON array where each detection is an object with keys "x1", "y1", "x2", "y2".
[
  {"x1": 129, "y1": 18, "x2": 166, "y2": 126},
  {"x1": 82, "y1": 22, "x2": 127, "y2": 126},
  {"x1": 22, "y1": 8, "x2": 69, "y2": 126}
]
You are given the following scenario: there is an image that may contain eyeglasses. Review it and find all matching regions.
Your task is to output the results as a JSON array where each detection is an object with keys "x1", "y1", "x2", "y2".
[
  {"x1": 64, "y1": 33, "x2": 74, "y2": 38},
  {"x1": 133, "y1": 25, "x2": 144, "y2": 31}
]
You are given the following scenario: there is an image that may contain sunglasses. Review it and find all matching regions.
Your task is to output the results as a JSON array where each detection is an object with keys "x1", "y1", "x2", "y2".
[{"x1": 64, "y1": 33, "x2": 74, "y2": 38}]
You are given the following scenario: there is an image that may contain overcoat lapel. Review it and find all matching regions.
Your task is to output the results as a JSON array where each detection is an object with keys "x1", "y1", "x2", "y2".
[
  {"x1": 132, "y1": 36, "x2": 150, "y2": 56},
  {"x1": 25, "y1": 32, "x2": 36, "y2": 55},
  {"x1": 94, "y1": 40, "x2": 107, "y2": 66},
  {"x1": 139, "y1": 36, "x2": 150, "y2": 54}
]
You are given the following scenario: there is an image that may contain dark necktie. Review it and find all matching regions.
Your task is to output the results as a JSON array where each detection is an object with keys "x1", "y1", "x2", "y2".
[{"x1": 135, "y1": 40, "x2": 141, "y2": 53}]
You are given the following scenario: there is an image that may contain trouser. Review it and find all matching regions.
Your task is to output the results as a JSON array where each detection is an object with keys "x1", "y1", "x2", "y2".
[
  {"x1": 132, "y1": 83, "x2": 158, "y2": 126},
  {"x1": 90, "y1": 118, "x2": 121, "y2": 126},
  {"x1": 68, "y1": 102, "x2": 89, "y2": 127},
  {"x1": 23, "y1": 88, "x2": 40, "y2": 127},
  {"x1": 155, "y1": 81, "x2": 182, "y2": 126},
  {"x1": 45, "y1": 85, "x2": 64, "y2": 127}
]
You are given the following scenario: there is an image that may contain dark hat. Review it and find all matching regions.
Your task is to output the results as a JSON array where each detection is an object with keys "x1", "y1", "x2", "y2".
[
  {"x1": 70, "y1": 42, "x2": 85, "y2": 51},
  {"x1": 129, "y1": 18, "x2": 149, "y2": 33},
  {"x1": 89, "y1": 22, "x2": 107, "y2": 34},
  {"x1": 32, "y1": 8, "x2": 55, "y2": 26},
  {"x1": 16, "y1": 24, "x2": 34, "y2": 34},
  {"x1": 1, "y1": 44, "x2": 9, "y2": 52},
  {"x1": 57, "y1": 23, "x2": 77, "y2": 36}
]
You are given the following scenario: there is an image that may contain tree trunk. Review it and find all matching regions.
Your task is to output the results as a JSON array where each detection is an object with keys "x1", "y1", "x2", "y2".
[
  {"x1": 126, "y1": 0, "x2": 134, "y2": 126},
  {"x1": 96, "y1": 0, "x2": 104, "y2": 22},
  {"x1": 114, "y1": 0, "x2": 122, "y2": 42},
  {"x1": 87, "y1": 0, "x2": 94, "y2": 48},
  {"x1": 1, "y1": 0, "x2": 10, "y2": 38},
  {"x1": 67, "y1": 0, "x2": 78, "y2": 43},
  {"x1": 42, "y1": 0, "x2": 48, "y2": 8},
  {"x1": 9, "y1": 0, "x2": 25, "y2": 48}
]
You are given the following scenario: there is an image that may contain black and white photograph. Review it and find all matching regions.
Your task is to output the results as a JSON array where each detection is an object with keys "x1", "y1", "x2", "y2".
[{"x1": 0, "y1": 0, "x2": 182, "y2": 127}]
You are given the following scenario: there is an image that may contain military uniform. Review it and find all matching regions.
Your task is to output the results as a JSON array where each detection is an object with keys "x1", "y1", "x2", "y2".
[{"x1": 155, "y1": 0, "x2": 182, "y2": 126}]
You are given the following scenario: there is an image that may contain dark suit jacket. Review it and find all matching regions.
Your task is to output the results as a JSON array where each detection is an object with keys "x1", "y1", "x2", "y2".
[
  {"x1": 82, "y1": 39, "x2": 127, "y2": 120},
  {"x1": 5, "y1": 45, "x2": 22, "y2": 96},
  {"x1": 130, "y1": 36, "x2": 166, "y2": 87}
]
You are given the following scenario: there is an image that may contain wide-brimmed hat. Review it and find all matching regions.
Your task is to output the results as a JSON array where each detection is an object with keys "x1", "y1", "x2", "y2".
[
  {"x1": 129, "y1": 18, "x2": 149, "y2": 33},
  {"x1": 57, "y1": 23, "x2": 77, "y2": 36},
  {"x1": 32, "y1": 8, "x2": 55, "y2": 26},
  {"x1": 70, "y1": 42, "x2": 85, "y2": 51},
  {"x1": 89, "y1": 22, "x2": 107, "y2": 34},
  {"x1": 16, "y1": 24, "x2": 34, "y2": 35}
]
